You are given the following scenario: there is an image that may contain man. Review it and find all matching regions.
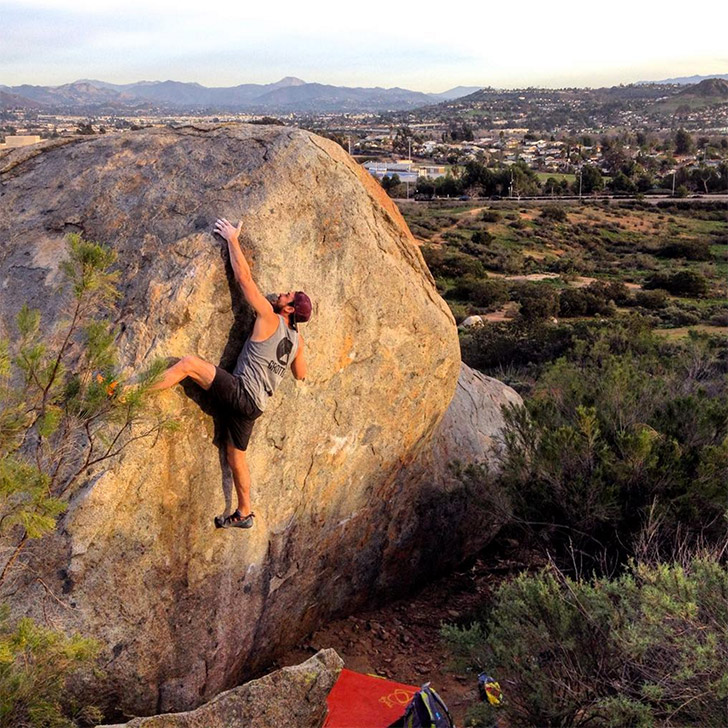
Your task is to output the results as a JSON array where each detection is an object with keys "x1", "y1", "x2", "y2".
[{"x1": 151, "y1": 217, "x2": 311, "y2": 529}]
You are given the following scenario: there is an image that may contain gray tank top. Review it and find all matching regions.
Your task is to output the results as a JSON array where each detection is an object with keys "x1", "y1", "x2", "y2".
[{"x1": 233, "y1": 316, "x2": 299, "y2": 411}]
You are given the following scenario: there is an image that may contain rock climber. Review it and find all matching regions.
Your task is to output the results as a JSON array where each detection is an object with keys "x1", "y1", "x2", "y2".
[{"x1": 151, "y1": 217, "x2": 311, "y2": 529}]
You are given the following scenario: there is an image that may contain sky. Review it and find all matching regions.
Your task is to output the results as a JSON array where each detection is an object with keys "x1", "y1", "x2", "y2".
[{"x1": 2, "y1": 0, "x2": 727, "y2": 92}]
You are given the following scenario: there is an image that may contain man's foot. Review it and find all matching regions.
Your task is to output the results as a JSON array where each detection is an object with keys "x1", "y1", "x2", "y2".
[{"x1": 214, "y1": 510, "x2": 255, "y2": 529}]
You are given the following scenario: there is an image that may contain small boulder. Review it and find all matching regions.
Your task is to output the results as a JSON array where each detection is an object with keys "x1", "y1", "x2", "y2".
[
  {"x1": 459, "y1": 315, "x2": 484, "y2": 329},
  {"x1": 98, "y1": 648, "x2": 343, "y2": 728}
]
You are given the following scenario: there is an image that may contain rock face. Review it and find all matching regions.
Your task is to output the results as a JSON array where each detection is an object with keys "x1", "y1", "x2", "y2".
[
  {"x1": 379, "y1": 363, "x2": 522, "y2": 587},
  {"x1": 99, "y1": 649, "x2": 343, "y2": 728},
  {"x1": 0, "y1": 124, "x2": 518, "y2": 716}
]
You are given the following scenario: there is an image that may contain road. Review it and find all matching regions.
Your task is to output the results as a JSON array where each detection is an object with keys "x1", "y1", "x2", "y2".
[{"x1": 394, "y1": 194, "x2": 728, "y2": 205}]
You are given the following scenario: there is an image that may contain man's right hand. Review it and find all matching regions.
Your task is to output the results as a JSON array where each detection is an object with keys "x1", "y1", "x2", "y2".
[{"x1": 214, "y1": 218, "x2": 242, "y2": 245}]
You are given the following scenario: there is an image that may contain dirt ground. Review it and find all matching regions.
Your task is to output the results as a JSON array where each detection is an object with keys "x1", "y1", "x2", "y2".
[{"x1": 276, "y1": 552, "x2": 521, "y2": 727}]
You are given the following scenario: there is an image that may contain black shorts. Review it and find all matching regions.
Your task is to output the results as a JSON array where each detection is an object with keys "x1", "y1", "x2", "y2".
[{"x1": 208, "y1": 367, "x2": 263, "y2": 451}]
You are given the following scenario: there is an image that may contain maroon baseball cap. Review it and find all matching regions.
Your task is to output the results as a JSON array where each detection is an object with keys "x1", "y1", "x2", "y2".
[{"x1": 293, "y1": 291, "x2": 312, "y2": 323}]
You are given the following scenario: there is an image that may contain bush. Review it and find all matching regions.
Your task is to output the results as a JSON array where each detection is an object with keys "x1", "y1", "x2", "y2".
[
  {"x1": 0, "y1": 605, "x2": 102, "y2": 727},
  {"x1": 486, "y1": 249, "x2": 525, "y2": 275},
  {"x1": 661, "y1": 306, "x2": 701, "y2": 327},
  {"x1": 657, "y1": 239, "x2": 713, "y2": 261},
  {"x1": 0, "y1": 235, "x2": 172, "y2": 724},
  {"x1": 591, "y1": 279, "x2": 631, "y2": 305},
  {"x1": 558, "y1": 283, "x2": 617, "y2": 318},
  {"x1": 540, "y1": 205, "x2": 568, "y2": 222},
  {"x1": 481, "y1": 210, "x2": 500, "y2": 223},
  {"x1": 644, "y1": 270, "x2": 710, "y2": 298},
  {"x1": 421, "y1": 246, "x2": 485, "y2": 280},
  {"x1": 444, "y1": 558, "x2": 728, "y2": 728},
  {"x1": 633, "y1": 289, "x2": 668, "y2": 309},
  {"x1": 447, "y1": 301, "x2": 470, "y2": 325},
  {"x1": 470, "y1": 230, "x2": 494, "y2": 246},
  {"x1": 461, "y1": 321, "x2": 574, "y2": 373},
  {"x1": 496, "y1": 326, "x2": 728, "y2": 559},
  {"x1": 709, "y1": 307, "x2": 728, "y2": 327},
  {"x1": 445, "y1": 277, "x2": 509, "y2": 310},
  {"x1": 545, "y1": 256, "x2": 593, "y2": 276},
  {"x1": 510, "y1": 283, "x2": 559, "y2": 322}
]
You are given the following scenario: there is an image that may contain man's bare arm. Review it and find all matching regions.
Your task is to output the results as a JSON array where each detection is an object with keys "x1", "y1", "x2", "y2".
[
  {"x1": 291, "y1": 334, "x2": 307, "y2": 380},
  {"x1": 214, "y1": 218, "x2": 275, "y2": 321}
]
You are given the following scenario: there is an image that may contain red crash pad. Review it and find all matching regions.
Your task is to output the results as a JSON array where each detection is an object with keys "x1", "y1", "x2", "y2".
[{"x1": 323, "y1": 668, "x2": 419, "y2": 728}]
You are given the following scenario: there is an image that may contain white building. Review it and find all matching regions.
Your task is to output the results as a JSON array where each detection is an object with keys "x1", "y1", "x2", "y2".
[{"x1": 363, "y1": 160, "x2": 418, "y2": 183}]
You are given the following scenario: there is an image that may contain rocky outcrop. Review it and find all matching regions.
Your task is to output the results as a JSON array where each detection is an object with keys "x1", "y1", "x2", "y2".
[
  {"x1": 0, "y1": 124, "x2": 516, "y2": 715},
  {"x1": 100, "y1": 649, "x2": 342, "y2": 728},
  {"x1": 378, "y1": 363, "x2": 521, "y2": 587}
]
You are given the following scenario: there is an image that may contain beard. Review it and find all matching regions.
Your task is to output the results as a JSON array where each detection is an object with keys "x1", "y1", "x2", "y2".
[{"x1": 266, "y1": 292, "x2": 284, "y2": 312}]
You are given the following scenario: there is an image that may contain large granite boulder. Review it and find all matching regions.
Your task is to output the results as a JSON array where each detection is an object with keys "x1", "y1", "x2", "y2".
[
  {"x1": 0, "y1": 125, "x2": 517, "y2": 716},
  {"x1": 378, "y1": 363, "x2": 522, "y2": 588},
  {"x1": 99, "y1": 649, "x2": 342, "y2": 728}
]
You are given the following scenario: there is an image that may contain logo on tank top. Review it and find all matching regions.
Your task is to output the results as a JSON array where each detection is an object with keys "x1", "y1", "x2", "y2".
[
  {"x1": 276, "y1": 338, "x2": 293, "y2": 366},
  {"x1": 267, "y1": 337, "x2": 293, "y2": 378}
]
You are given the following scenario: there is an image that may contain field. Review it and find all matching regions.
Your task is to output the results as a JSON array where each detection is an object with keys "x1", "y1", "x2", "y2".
[{"x1": 400, "y1": 198, "x2": 728, "y2": 334}]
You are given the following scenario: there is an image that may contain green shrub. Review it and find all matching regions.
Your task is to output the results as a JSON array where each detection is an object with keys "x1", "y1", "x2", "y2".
[
  {"x1": 633, "y1": 289, "x2": 668, "y2": 310},
  {"x1": 0, "y1": 235, "x2": 174, "y2": 724},
  {"x1": 558, "y1": 285, "x2": 616, "y2": 318},
  {"x1": 589, "y1": 280, "x2": 631, "y2": 305},
  {"x1": 461, "y1": 321, "x2": 574, "y2": 373},
  {"x1": 487, "y1": 249, "x2": 525, "y2": 275},
  {"x1": 657, "y1": 239, "x2": 713, "y2": 261},
  {"x1": 709, "y1": 308, "x2": 728, "y2": 327},
  {"x1": 644, "y1": 270, "x2": 710, "y2": 298},
  {"x1": 446, "y1": 278, "x2": 509, "y2": 310},
  {"x1": 540, "y1": 205, "x2": 568, "y2": 222},
  {"x1": 422, "y1": 246, "x2": 485, "y2": 280},
  {"x1": 471, "y1": 230, "x2": 494, "y2": 246},
  {"x1": 481, "y1": 210, "x2": 500, "y2": 223},
  {"x1": 509, "y1": 283, "x2": 559, "y2": 323},
  {"x1": 496, "y1": 326, "x2": 728, "y2": 559},
  {"x1": 0, "y1": 606, "x2": 102, "y2": 727},
  {"x1": 0, "y1": 235, "x2": 170, "y2": 587},
  {"x1": 444, "y1": 558, "x2": 728, "y2": 728},
  {"x1": 447, "y1": 301, "x2": 470, "y2": 325},
  {"x1": 661, "y1": 306, "x2": 701, "y2": 327}
]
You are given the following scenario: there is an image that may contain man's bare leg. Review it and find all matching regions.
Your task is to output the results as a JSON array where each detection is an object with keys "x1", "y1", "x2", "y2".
[
  {"x1": 150, "y1": 355, "x2": 216, "y2": 392},
  {"x1": 226, "y1": 441, "x2": 252, "y2": 517}
]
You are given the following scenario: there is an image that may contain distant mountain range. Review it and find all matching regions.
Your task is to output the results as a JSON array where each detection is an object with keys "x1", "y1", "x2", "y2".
[
  {"x1": 644, "y1": 73, "x2": 728, "y2": 85},
  {"x1": 0, "y1": 77, "x2": 482, "y2": 114},
  {"x1": 677, "y1": 78, "x2": 728, "y2": 98}
]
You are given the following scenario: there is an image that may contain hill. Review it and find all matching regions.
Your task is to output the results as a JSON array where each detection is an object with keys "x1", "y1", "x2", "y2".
[
  {"x1": 0, "y1": 77, "x2": 442, "y2": 113},
  {"x1": 679, "y1": 77, "x2": 728, "y2": 98}
]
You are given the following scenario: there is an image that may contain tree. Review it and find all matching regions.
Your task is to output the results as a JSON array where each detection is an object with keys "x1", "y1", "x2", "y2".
[
  {"x1": 380, "y1": 173, "x2": 401, "y2": 196},
  {"x1": 674, "y1": 128, "x2": 694, "y2": 155},
  {"x1": 392, "y1": 126, "x2": 415, "y2": 156},
  {"x1": 577, "y1": 165, "x2": 604, "y2": 194},
  {"x1": 609, "y1": 171, "x2": 636, "y2": 194},
  {"x1": 449, "y1": 122, "x2": 474, "y2": 142},
  {"x1": 0, "y1": 235, "x2": 171, "y2": 588},
  {"x1": 0, "y1": 235, "x2": 176, "y2": 726}
]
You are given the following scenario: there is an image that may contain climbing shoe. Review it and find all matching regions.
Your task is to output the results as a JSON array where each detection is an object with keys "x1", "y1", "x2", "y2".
[{"x1": 214, "y1": 510, "x2": 255, "y2": 529}]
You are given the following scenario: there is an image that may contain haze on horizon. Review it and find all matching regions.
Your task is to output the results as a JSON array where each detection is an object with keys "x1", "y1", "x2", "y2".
[{"x1": 3, "y1": 0, "x2": 727, "y2": 93}]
